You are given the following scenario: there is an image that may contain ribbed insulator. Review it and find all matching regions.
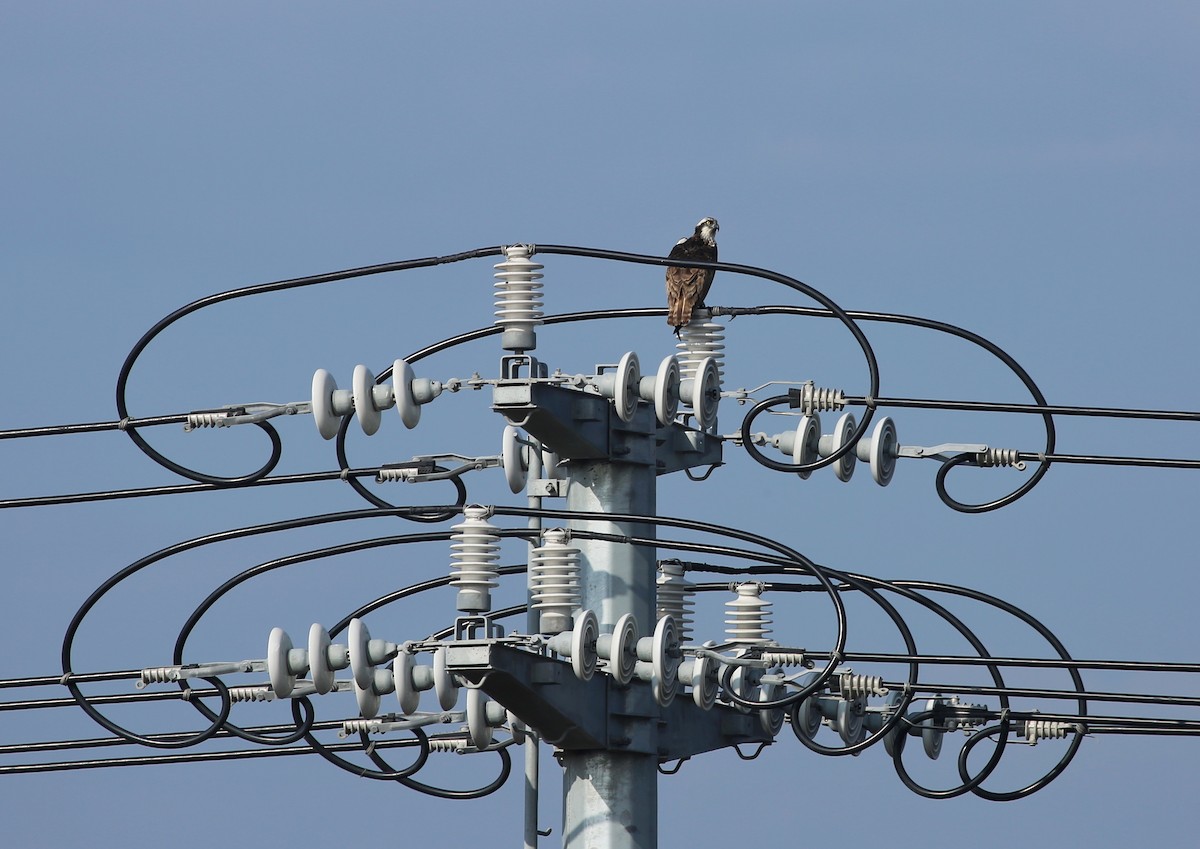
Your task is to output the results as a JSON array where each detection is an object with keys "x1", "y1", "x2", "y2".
[
  {"x1": 529, "y1": 528, "x2": 581, "y2": 634},
  {"x1": 656, "y1": 561, "x2": 695, "y2": 644},
  {"x1": 676, "y1": 317, "x2": 725, "y2": 400},
  {"x1": 450, "y1": 505, "x2": 500, "y2": 613},
  {"x1": 724, "y1": 582, "x2": 772, "y2": 645},
  {"x1": 493, "y1": 245, "x2": 544, "y2": 352},
  {"x1": 838, "y1": 672, "x2": 888, "y2": 699},
  {"x1": 1022, "y1": 719, "x2": 1076, "y2": 746}
]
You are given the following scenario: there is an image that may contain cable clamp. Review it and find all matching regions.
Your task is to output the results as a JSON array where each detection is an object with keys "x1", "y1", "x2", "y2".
[
  {"x1": 184, "y1": 401, "x2": 310, "y2": 431},
  {"x1": 787, "y1": 382, "x2": 846, "y2": 414},
  {"x1": 975, "y1": 447, "x2": 1027, "y2": 471},
  {"x1": 898, "y1": 442, "x2": 988, "y2": 463}
]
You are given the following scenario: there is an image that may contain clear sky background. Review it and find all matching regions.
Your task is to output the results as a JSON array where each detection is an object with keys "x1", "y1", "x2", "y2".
[{"x1": 2, "y1": 4, "x2": 1197, "y2": 847}]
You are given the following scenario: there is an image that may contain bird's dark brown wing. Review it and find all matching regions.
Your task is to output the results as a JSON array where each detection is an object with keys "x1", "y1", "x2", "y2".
[
  {"x1": 666, "y1": 235, "x2": 717, "y2": 329},
  {"x1": 666, "y1": 264, "x2": 706, "y2": 328}
]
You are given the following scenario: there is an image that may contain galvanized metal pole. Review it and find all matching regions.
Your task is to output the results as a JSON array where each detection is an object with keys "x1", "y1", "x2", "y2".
[
  {"x1": 524, "y1": 729, "x2": 541, "y2": 849},
  {"x1": 525, "y1": 446, "x2": 543, "y2": 849},
  {"x1": 562, "y1": 459, "x2": 657, "y2": 849}
]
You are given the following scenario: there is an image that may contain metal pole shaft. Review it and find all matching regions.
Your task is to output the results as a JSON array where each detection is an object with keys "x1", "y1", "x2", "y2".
[
  {"x1": 524, "y1": 731, "x2": 540, "y2": 849},
  {"x1": 525, "y1": 446, "x2": 544, "y2": 849},
  {"x1": 562, "y1": 459, "x2": 657, "y2": 849}
]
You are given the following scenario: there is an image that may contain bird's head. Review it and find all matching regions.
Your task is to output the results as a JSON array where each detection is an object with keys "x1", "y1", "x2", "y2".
[{"x1": 695, "y1": 217, "x2": 719, "y2": 244}]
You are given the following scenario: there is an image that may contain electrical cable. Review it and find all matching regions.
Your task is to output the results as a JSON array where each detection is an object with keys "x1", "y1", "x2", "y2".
[
  {"x1": 7, "y1": 301, "x2": 1194, "y2": 511},
  {"x1": 113, "y1": 248, "x2": 505, "y2": 485},
  {"x1": 0, "y1": 467, "x2": 384, "y2": 510},
  {"x1": 59, "y1": 504, "x2": 472, "y2": 747},
  {"x1": 16, "y1": 241, "x2": 1194, "y2": 800},
  {"x1": 292, "y1": 697, "x2": 432, "y2": 780}
]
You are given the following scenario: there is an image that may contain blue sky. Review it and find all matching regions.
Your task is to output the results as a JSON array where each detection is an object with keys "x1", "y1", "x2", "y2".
[{"x1": 2, "y1": 4, "x2": 1197, "y2": 847}]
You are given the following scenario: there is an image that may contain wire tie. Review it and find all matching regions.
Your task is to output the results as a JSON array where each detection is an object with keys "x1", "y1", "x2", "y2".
[
  {"x1": 117, "y1": 417, "x2": 131, "y2": 431},
  {"x1": 339, "y1": 468, "x2": 351, "y2": 481},
  {"x1": 864, "y1": 396, "x2": 877, "y2": 409},
  {"x1": 59, "y1": 673, "x2": 73, "y2": 686}
]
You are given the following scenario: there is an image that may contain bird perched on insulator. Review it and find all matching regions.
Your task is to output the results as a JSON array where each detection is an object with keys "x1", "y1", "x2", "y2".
[{"x1": 665, "y1": 217, "x2": 719, "y2": 336}]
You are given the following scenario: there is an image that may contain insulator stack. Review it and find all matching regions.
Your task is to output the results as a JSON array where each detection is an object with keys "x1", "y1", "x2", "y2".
[
  {"x1": 1022, "y1": 719, "x2": 1076, "y2": 745},
  {"x1": 724, "y1": 582, "x2": 772, "y2": 645},
  {"x1": 529, "y1": 528, "x2": 581, "y2": 634},
  {"x1": 494, "y1": 244, "x2": 544, "y2": 352},
  {"x1": 676, "y1": 315, "x2": 726, "y2": 391},
  {"x1": 656, "y1": 561, "x2": 695, "y2": 644},
  {"x1": 449, "y1": 505, "x2": 501, "y2": 613}
]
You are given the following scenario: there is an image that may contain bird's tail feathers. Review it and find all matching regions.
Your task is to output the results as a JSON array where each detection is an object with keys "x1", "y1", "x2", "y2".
[{"x1": 667, "y1": 300, "x2": 692, "y2": 329}]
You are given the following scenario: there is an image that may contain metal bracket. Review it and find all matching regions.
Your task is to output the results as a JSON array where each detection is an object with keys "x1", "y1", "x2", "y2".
[
  {"x1": 443, "y1": 642, "x2": 774, "y2": 759},
  {"x1": 898, "y1": 443, "x2": 988, "y2": 463},
  {"x1": 528, "y1": 478, "x2": 569, "y2": 498}
]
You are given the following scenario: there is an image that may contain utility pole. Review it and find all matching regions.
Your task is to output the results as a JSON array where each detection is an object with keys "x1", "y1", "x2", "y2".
[
  {"x1": 484, "y1": 245, "x2": 732, "y2": 848},
  {"x1": 88, "y1": 242, "x2": 1101, "y2": 849}
]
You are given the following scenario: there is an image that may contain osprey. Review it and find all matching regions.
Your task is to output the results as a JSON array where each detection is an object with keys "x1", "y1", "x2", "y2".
[{"x1": 665, "y1": 217, "x2": 719, "y2": 334}]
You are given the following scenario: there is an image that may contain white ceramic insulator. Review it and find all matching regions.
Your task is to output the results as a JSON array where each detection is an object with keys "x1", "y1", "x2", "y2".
[
  {"x1": 724, "y1": 582, "x2": 772, "y2": 644},
  {"x1": 676, "y1": 317, "x2": 725, "y2": 401},
  {"x1": 267, "y1": 626, "x2": 309, "y2": 698},
  {"x1": 467, "y1": 688, "x2": 493, "y2": 749},
  {"x1": 656, "y1": 561, "x2": 695, "y2": 644},
  {"x1": 449, "y1": 505, "x2": 501, "y2": 613},
  {"x1": 529, "y1": 528, "x2": 581, "y2": 634},
  {"x1": 494, "y1": 245, "x2": 544, "y2": 352}
]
